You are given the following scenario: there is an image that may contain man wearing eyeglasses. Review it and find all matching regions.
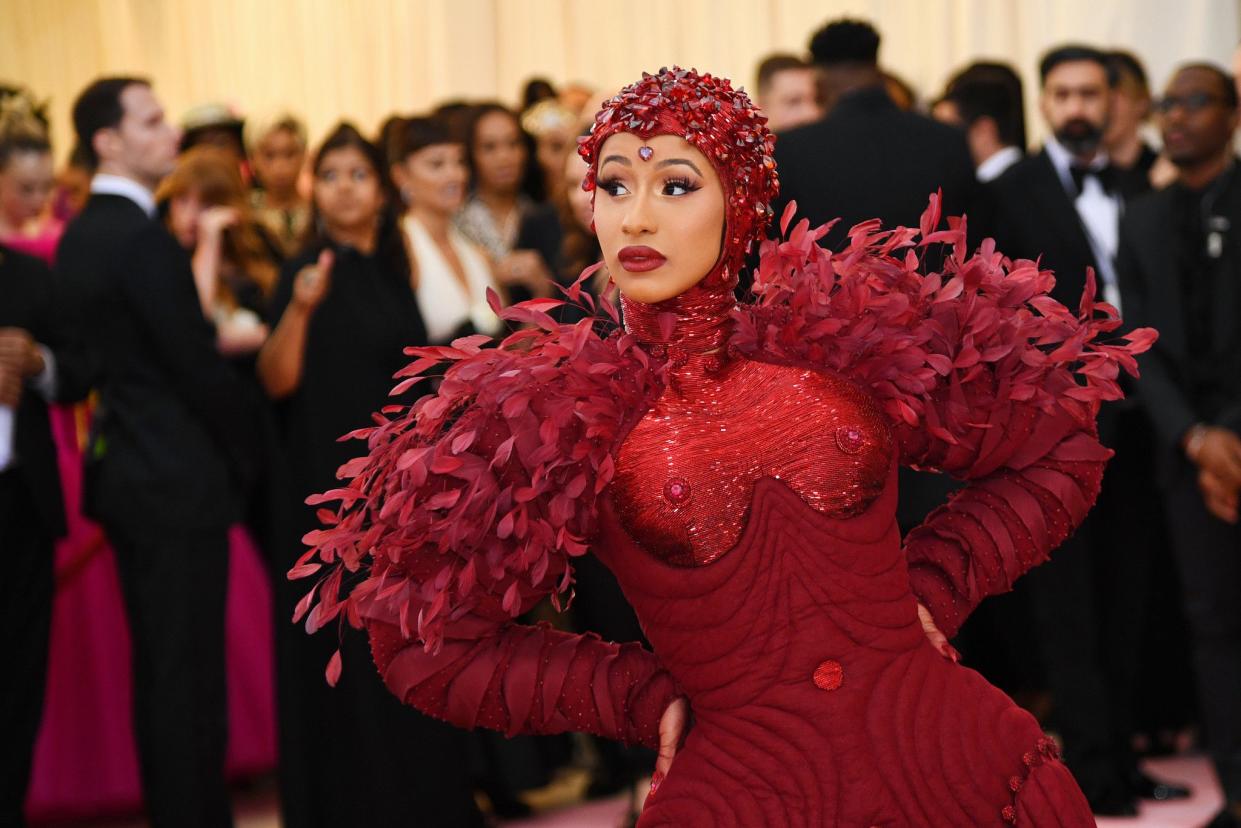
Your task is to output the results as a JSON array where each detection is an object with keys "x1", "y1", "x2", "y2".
[
  {"x1": 1119, "y1": 62, "x2": 1241, "y2": 828},
  {"x1": 988, "y1": 43, "x2": 1190, "y2": 816}
]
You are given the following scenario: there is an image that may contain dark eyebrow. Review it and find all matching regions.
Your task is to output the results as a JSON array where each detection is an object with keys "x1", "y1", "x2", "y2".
[
  {"x1": 656, "y1": 158, "x2": 703, "y2": 176},
  {"x1": 600, "y1": 154, "x2": 631, "y2": 167}
]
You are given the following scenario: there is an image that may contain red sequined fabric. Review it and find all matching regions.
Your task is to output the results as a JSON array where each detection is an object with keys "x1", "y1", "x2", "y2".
[
  {"x1": 613, "y1": 283, "x2": 892, "y2": 566},
  {"x1": 295, "y1": 67, "x2": 1157, "y2": 826}
]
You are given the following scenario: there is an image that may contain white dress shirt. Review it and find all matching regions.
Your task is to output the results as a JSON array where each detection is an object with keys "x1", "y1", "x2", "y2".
[
  {"x1": 976, "y1": 145, "x2": 1022, "y2": 183},
  {"x1": 90, "y1": 173, "x2": 157, "y2": 218},
  {"x1": 1044, "y1": 137, "x2": 1123, "y2": 313}
]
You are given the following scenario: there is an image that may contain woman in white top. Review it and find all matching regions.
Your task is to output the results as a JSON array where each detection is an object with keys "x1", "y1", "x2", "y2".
[{"x1": 391, "y1": 117, "x2": 547, "y2": 344}]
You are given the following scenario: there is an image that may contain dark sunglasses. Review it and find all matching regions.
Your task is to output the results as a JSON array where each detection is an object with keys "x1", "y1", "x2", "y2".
[{"x1": 1154, "y1": 92, "x2": 1231, "y2": 114}]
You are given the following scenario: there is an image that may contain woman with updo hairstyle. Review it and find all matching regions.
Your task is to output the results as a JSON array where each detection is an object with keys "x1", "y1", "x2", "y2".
[
  {"x1": 390, "y1": 115, "x2": 505, "y2": 343},
  {"x1": 258, "y1": 121, "x2": 484, "y2": 828},
  {"x1": 0, "y1": 86, "x2": 61, "y2": 262},
  {"x1": 245, "y1": 111, "x2": 310, "y2": 258}
]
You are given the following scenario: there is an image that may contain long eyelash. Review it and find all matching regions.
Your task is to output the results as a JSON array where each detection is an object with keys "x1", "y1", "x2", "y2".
[
  {"x1": 597, "y1": 176, "x2": 624, "y2": 194},
  {"x1": 665, "y1": 177, "x2": 701, "y2": 192}
]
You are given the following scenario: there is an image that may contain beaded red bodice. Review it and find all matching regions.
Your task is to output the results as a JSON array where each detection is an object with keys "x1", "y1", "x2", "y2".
[{"x1": 613, "y1": 284, "x2": 892, "y2": 566}]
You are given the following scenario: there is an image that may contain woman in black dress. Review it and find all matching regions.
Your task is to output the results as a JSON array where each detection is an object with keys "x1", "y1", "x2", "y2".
[{"x1": 258, "y1": 123, "x2": 483, "y2": 828}]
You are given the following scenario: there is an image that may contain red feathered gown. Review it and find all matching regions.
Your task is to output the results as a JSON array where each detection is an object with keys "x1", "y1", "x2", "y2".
[{"x1": 311, "y1": 211, "x2": 1153, "y2": 826}]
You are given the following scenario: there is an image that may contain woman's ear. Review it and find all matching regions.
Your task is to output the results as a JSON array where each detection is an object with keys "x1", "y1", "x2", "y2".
[{"x1": 390, "y1": 161, "x2": 408, "y2": 192}]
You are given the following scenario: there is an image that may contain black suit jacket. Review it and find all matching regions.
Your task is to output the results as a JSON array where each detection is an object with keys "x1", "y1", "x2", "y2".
[
  {"x1": 1117, "y1": 166, "x2": 1241, "y2": 467},
  {"x1": 987, "y1": 149, "x2": 1103, "y2": 309},
  {"x1": 771, "y1": 86, "x2": 980, "y2": 252},
  {"x1": 0, "y1": 245, "x2": 89, "y2": 537},
  {"x1": 55, "y1": 193, "x2": 252, "y2": 531}
]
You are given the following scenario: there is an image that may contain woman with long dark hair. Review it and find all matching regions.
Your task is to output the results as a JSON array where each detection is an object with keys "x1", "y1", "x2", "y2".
[
  {"x1": 258, "y1": 123, "x2": 483, "y2": 828},
  {"x1": 456, "y1": 103, "x2": 559, "y2": 298}
]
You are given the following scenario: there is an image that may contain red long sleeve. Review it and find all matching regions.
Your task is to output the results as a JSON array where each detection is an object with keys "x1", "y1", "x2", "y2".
[
  {"x1": 898, "y1": 401, "x2": 1109, "y2": 638},
  {"x1": 368, "y1": 613, "x2": 676, "y2": 748},
  {"x1": 361, "y1": 542, "x2": 677, "y2": 749},
  {"x1": 293, "y1": 310, "x2": 677, "y2": 747}
]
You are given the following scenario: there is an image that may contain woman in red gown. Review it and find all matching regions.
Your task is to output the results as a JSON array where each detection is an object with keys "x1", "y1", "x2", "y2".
[{"x1": 297, "y1": 68, "x2": 1155, "y2": 826}]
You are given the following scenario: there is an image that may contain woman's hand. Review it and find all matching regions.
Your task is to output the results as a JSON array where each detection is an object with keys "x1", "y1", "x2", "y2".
[
  {"x1": 651, "y1": 696, "x2": 689, "y2": 796},
  {"x1": 292, "y1": 249, "x2": 334, "y2": 312},
  {"x1": 197, "y1": 205, "x2": 239, "y2": 242},
  {"x1": 918, "y1": 602, "x2": 959, "y2": 663},
  {"x1": 494, "y1": 249, "x2": 551, "y2": 295}
]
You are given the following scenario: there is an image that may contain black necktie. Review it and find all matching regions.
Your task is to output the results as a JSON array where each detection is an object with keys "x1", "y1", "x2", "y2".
[{"x1": 1069, "y1": 163, "x2": 1117, "y2": 196}]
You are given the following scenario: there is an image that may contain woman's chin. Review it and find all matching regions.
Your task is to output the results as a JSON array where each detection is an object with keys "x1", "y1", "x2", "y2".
[{"x1": 617, "y1": 283, "x2": 680, "y2": 305}]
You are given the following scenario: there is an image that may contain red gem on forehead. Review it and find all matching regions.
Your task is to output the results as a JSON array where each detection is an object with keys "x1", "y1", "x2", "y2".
[{"x1": 638, "y1": 146, "x2": 654, "y2": 161}]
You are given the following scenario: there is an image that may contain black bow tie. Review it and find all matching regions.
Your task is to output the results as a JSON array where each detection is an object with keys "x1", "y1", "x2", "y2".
[{"x1": 1069, "y1": 163, "x2": 1117, "y2": 196}]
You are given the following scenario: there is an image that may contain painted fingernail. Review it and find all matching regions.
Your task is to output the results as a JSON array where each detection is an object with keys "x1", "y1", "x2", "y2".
[
  {"x1": 939, "y1": 643, "x2": 961, "y2": 663},
  {"x1": 649, "y1": 770, "x2": 663, "y2": 796}
]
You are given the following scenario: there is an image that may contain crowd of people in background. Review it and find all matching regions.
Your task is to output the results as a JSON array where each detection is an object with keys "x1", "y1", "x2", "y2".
[{"x1": 2, "y1": 13, "x2": 1241, "y2": 828}]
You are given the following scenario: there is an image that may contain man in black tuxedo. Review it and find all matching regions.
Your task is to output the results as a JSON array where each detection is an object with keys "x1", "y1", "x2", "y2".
[
  {"x1": 771, "y1": 18, "x2": 979, "y2": 253},
  {"x1": 55, "y1": 77, "x2": 252, "y2": 828},
  {"x1": 932, "y1": 63, "x2": 1027, "y2": 184},
  {"x1": 0, "y1": 246, "x2": 88, "y2": 827},
  {"x1": 1118, "y1": 63, "x2": 1241, "y2": 828},
  {"x1": 988, "y1": 45, "x2": 1186, "y2": 814}
]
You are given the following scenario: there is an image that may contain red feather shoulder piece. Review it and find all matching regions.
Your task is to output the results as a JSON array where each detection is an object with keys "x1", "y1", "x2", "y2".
[
  {"x1": 732, "y1": 194, "x2": 1157, "y2": 477},
  {"x1": 294, "y1": 276, "x2": 664, "y2": 667}
]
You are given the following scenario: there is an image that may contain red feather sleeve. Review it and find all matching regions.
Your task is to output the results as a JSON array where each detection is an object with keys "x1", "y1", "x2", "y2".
[
  {"x1": 733, "y1": 195, "x2": 1157, "y2": 637},
  {"x1": 295, "y1": 283, "x2": 679, "y2": 747}
]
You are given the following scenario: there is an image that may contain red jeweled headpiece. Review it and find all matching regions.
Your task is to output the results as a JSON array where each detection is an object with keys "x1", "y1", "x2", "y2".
[{"x1": 578, "y1": 66, "x2": 779, "y2": 285}]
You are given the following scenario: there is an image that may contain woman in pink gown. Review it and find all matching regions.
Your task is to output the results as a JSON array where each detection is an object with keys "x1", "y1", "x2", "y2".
[{"x1": 298, "y1": 68, "x2": 1155, "y2": 825}]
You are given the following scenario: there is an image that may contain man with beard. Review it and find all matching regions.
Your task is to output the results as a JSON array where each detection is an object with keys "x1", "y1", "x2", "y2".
[
  {"x1": 1118, "y1": 63, "x2": 1241, "y2": 828},
  {"x1": 988, "y1": 44, "x2": 1190, "y2": 815}
]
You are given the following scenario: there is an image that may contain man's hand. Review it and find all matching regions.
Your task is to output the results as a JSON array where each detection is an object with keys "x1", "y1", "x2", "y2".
[
  {"x1": 1198, "y1": 467, "x2": 1240, "y2": 524},
  {"x1": 0, "y1": 361, "x2": 23, "y2": 407},
  {"x1": 1187, "y1": 426, "x2": 1241, "y2": 491},
  {"x1": 0, "y1": 327, "x2": 43, "y2": 379}
]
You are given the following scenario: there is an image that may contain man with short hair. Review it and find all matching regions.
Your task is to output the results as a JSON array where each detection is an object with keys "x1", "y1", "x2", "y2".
[
  {"x1": 989, "y1": 44, "x2": 1188, "y2": 815},
  {"x1": 754, "y1": 53, "x2": 822, "y2": 132},
  {"x1": 933, "y1": 66, "x2": 1025, "y2": 182},
  {"x1": 773, "y1": 17, "x2": 978, "y2": 254},
  {"x1": 1104, "y1": 50, "x2": 1159, "y2": 194},
  {"x1": 1119, "y1": 62, "x2": 1241, "y2": 828},
  {"x1": 54, "y1": 77, "x2": 251, "y2": 828}
]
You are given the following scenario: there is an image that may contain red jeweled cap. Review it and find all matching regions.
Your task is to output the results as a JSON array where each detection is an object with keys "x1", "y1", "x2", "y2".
[{"x1": 578, "y1": 66, "x2": 779, "y2": 286}]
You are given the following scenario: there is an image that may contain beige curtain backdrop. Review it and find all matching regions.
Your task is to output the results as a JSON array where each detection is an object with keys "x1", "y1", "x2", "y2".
[{"x1": 2, "y1": 0, "x2": 1239, "y2": 163}]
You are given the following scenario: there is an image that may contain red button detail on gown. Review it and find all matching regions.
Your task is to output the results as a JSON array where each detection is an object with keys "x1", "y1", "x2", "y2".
[
  {"x1": 835, "y1": 424, "x2": 865, "y2": 454},
  {"x1": 813, "y1": 659, "x2": 844, "y2": 691},
  {"x1": 663, "y1": 477, "x2": 691, "y2": 506}
]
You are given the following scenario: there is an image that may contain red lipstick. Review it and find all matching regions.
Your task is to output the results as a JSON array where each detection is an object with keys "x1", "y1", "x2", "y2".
[{"x1": 617, "y1": 245, "x2": 667, "y2": 272}]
